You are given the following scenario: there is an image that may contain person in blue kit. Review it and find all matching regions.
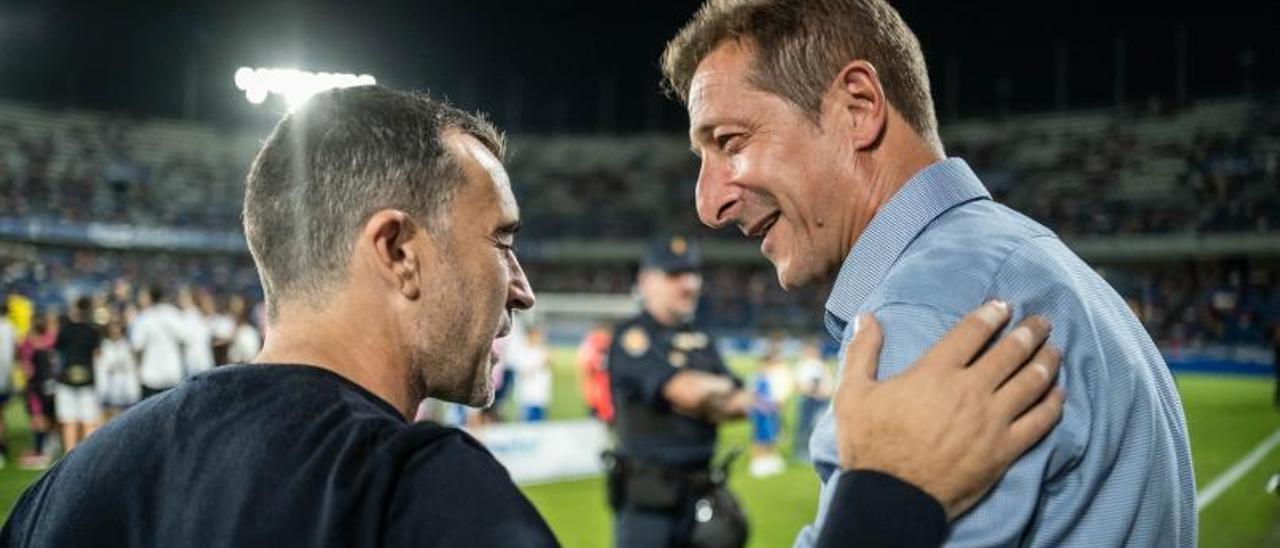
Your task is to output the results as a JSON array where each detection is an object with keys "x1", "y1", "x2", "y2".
[
  {"x1": 606, "y1": 235, "x2": 752, "y2": 548},
  {"x1": 663, "y1": 0, "x2": 1195, "y2": 545},
  {"x1": 747, "y1": 350, "x2": 785, "y2": 477}
]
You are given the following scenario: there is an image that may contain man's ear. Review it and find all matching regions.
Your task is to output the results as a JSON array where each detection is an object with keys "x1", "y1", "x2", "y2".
[
  {"x1": 361, "y1": 209, "x2": 424, "y2": 300},
  {"x1": 825, "y1": 59, "x2": 888, "y2": 151}
]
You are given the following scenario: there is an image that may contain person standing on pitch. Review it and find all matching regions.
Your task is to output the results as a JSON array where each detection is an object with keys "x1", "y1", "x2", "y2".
[
  {"x1": 129, "y1": 286, "x2": 186, "y2": 399},
  {"x1": 791, "y1": 339, "x2": 831, "y2": 462},
  {"x1": 512, "y1": 326, "x2": 552, "y2": 422},
  {"x1": 52, "y1": 297, "x2": 103, "y2": 452},
  {"x1": 606, "y1": 235, "x2": 750, "y2": 547},
  {"x1": 0, "y1": 298, "x2": 16, "y2": 464}
]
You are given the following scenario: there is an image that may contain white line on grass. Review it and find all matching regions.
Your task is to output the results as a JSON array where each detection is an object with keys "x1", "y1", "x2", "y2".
[{"x1": 1197, "y1": 428, "x2": 1280, "y2": 512}]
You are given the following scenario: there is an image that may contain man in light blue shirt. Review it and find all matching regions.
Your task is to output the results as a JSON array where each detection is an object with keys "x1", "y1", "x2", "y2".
[{"x1": 662, "y1": 0, "x2": 1195, "y2": 545}]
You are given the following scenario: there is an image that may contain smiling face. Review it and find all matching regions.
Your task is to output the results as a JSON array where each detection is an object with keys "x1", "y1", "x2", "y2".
[{"x1": 687, "y1": 41, "x2": 873, "y2": 290}]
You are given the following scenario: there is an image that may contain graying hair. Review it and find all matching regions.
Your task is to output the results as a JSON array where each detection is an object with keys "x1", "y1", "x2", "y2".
[{"x1": 242, "y1": 85, "x2": 505, "y2": 319}]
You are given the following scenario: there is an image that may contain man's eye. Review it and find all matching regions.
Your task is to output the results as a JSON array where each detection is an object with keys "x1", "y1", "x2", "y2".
[{"x1": 716, "y1": 133, "x2": 741, "y2": 152}]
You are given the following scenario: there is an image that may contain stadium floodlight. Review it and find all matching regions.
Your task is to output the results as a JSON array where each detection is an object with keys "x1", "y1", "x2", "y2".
[{"x1": 234, "y1": 67, "x2": 376, "y2": 110}]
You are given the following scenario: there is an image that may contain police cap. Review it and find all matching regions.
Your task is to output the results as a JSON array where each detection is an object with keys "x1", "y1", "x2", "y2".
[{"x1": 641, "y1": 234, "x2": 702, "y2": 273}]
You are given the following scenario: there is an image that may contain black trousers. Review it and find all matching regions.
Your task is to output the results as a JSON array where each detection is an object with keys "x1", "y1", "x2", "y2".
[{"x1": 614, "y1": 504, "x2": 692, "y2": 548}]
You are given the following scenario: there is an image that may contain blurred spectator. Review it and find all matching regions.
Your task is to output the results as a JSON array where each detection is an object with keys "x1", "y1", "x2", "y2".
[
  {"x1": 96, "y1": 318, "x2": 140, "y2": 418},
  {"x1": 791, "y1": 339, "x2": 832, "y2": 463},
  {"x1": 226, "y1": 298, "x2": 262, "y2": 364},
  {"x1": 205, "y1": 292, "x2": 235, "y2": 365},
  {"x1": 130, "y1": 286, "x2": 187, "y2": 399},
  {"x1": 577, "y1": 324, "x2": 614, "y2": 422},
  {"x1": 177, "y1": 288, "x2": 215, "y2": 376},
  {"x1": 513, "y1": 327, "x2": 552, "y2": 423},
  {"x1": 17, "y1": 313, "x2": 57, "y2": 469},
  {"x1": 0, "y1": 299, "x2": 15, "y2": 465},
  {"x1": 53, "y1": 296, "x2": 103, "y2": 453},
  {"x1": 748, "y1": 348, "x2": 786, "y2": 478}
]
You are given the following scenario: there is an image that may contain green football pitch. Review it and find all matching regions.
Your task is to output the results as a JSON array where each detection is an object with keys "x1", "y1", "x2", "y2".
[{"x1": 0, "y1": 349, "x2": 1276, "y2": 547}]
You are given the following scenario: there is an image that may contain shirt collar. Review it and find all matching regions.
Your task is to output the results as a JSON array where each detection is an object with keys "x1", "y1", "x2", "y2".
[{"x1": 823, "y1": 158, "x2": 991, "y2": 339}]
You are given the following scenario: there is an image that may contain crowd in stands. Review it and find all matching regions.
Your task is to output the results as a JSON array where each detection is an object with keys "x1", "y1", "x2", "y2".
[
  {"x1": 1124, "y1": 261, "x2": 1280, "y2": 350},
  {"x1": 0, "y1": 96, "x2": 1277, "y2": 394},
  {"x1": 3, "y1": 96, "x2": 1279, "y2": 240},
  {"x1": 0, "y1": 111, "x2": 248, "y2": 229},
  {"x1": 953, "y1": 101, "x2": 1280, "y2": 238}
]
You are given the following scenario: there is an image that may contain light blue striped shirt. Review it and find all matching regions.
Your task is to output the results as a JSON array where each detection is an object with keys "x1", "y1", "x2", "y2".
[{"x1": 795, "y1": 159, "x2": 1196, "y2": 547}]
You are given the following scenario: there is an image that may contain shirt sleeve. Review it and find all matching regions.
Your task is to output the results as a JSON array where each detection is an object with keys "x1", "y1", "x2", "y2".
[
  {"x1": 384, "y1": 428, "x2": 558, "y2": 547},
  {"x1": 802, "y1": 302, "x2": 1083, "y2": 547},
  {"x1": 129, "y1": 317, "x2": 147, "y2": 352},
  {"x1": 816, "y1": 470, "x2": 947, "y2": 548},
  {"x1": 705, "y1": 344, "x2": 743, "y2": 389}
]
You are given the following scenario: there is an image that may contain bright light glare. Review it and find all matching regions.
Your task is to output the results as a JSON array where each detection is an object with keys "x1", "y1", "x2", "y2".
[
  {"x1": 233, "y1": 67, "x2": 376, "y2": 110},
  {"x1": 246, "y1": 87, "x2": 268, "y2": 105}
]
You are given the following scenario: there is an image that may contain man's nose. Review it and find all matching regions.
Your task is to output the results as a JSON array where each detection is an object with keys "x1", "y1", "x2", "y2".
[
  {"x1": 508, "y1": 256, "x2": 535, "y2": 311},
  {"x1": 695, "y1": 156, "x2": 739, "y2": 229}
]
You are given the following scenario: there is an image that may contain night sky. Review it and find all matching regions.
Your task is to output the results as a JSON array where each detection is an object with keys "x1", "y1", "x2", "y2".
[{"x1": 1, "y1": 0, "x2": 1277, "y2": 132}]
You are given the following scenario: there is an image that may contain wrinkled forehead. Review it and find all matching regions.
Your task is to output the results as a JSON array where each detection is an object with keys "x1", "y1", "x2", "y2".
[
  {"x1": 687, "y1": 55, "x2": 738, "y2": 121},
  {"x1": 686, "y1": 43, "x2": 761, "y2": 136}
]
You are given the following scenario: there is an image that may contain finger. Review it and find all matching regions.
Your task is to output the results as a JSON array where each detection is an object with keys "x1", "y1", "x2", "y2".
[
  {"x1": 1003, "y1": 387, "x2": 1065, "y2": 462},
  {"x1": 918, "y1": 300, "x2": 1012, "y2": 370},
  {"x1": 973, "y1": 315, "x2": 1051, "y2": 389},
  {"x1": 993, "y1": 344, "x2": 1061, "y2": 419},
  {"x1": 839, "y1": 313, "x2": 884, "y2": 386}
]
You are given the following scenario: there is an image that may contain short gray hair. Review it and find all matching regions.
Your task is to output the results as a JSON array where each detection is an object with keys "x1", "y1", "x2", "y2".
[{"x1": 243, "y1": 85, "x2": 505, "y2": 319}]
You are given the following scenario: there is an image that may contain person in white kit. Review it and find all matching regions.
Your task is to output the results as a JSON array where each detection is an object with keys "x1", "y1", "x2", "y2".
[
  {"x1": 96, "y1": 318, "x2": 140, "y2": 418},
  {"x1": 203, "y1": 292, "x2": 235, "y2": 366},
  {"x1": 792, "y1": 339, "x2": 831, "y2": 462},
  {"x1": 512, "y1": 326, "x2": 552, "y2": 422},
  {"x1": 226, "y1": 303, "x2": 262, "y2": 365},
  {"x1": 0, "y1": 299, "x2": 15, "y2": 464},
  {"x1": 130, "y1": 286, "x2": 187, "y2": 399},
  {"x1": 177, "y1": 288, "x2": 215, "y2": 376}
]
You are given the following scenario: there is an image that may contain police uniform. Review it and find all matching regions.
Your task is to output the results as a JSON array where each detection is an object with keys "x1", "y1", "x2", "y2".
[{"x1": 606, "y1": 236, "x2": 743, "y2": 548}]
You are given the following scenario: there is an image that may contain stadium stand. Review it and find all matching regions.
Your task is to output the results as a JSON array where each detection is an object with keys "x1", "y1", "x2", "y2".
[{"x1": 1, "y1": 96, "x2": 1278, "y2": 347}]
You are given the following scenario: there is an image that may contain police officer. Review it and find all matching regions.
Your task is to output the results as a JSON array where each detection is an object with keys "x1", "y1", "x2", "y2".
[{"x1": 607, "y1": 235, "x2": 751, "y2": 548}]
